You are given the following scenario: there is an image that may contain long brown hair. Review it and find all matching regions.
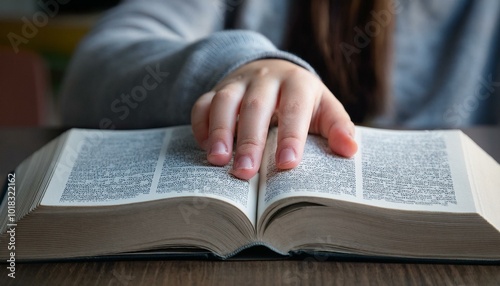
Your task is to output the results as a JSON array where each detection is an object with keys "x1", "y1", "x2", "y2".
[{"x1": 287, "y1": 0, "x2": 394, "y2": 123}]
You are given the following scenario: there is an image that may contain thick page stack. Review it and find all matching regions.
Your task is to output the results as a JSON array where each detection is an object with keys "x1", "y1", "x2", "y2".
[{"x1": 1, "y1": 126, "x2": 499, "y2": 261}]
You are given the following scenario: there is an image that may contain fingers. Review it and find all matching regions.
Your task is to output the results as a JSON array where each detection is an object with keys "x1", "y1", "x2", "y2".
[
  {"x1": 206, "y1": 83, "x2": 245, "y2": 166},
  {"x1": 274, "y1": 74, "x2": 317, "y2": 170},
  {"x1": 192, "y1": 59, "x2": 359, "y2": 181},
  {"x1": 313, "y1": 91, "x2": 358, "y2": 158},
  {"x1": 231, "y1": 76, "x2": 280, "y2": 180},
  {"x1": 192, "y1": 82, "x2": 246, "y2": 166},
  {"x1": 327, "y1": 121, "x2": 358, "y2": 157},
  {"x1": 191, "y1": 91, "x2": 214, "y2": 150}
]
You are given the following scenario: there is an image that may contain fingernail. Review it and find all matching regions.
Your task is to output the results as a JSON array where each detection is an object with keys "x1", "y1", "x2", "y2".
[
  {"x1": 234, "y1": 155, "x2": 253, "y2": 170},
  {"x1": 278, "y1": 148, "x2": 296, "y2": 165},
  {"x1": 209, "y1": 141, "x2": 228, "y2": 156}
]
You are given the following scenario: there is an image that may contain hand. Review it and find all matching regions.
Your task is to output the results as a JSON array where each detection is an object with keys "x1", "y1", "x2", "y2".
[{"x1": 191, "y1": 59, "x2": 358, "y2": 180}]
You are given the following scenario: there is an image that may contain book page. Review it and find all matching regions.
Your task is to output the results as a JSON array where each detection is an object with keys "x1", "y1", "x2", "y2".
[
  {"x1": 258, "y1": 129, "x2": 357, "y2": 218},
  {"x1": 152, "y1": 127, "x2": 257, "y2": 225},
  {"x1": 41, "y1": 127, "x2": 257, "y2": 225},
  {"x1": 357, "y1": 127, "x2": 474, "y2": 212},
  {"x1": 258, "y1": 127, "x2": 475, "y2": 219},
  {"x1": 43, "y1": 128, "x2": 165, "y2": 205},
  {"x1": 461, "y1": 133, "x2": 500, "y2": 231}
]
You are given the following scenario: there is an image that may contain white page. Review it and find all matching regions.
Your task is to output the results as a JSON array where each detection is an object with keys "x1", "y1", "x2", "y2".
[
  {"x1": 41, "y1": 127, "x2": 257, "y2": 225},
  {"x1": 258, "y1": 127, "x2": 476, "y2": 219},
  {"x1": 355, "y1": 127, "x2": 475, "y2": 212}
]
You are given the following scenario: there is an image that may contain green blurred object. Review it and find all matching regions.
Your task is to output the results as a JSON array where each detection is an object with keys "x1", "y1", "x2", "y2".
[{"x1": 0, "y1": 1, "x2": 120, "y2": 126}]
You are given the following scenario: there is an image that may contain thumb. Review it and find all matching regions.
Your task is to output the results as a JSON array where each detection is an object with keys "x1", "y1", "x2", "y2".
[{"x1": 312, "y1": 92, "x2": 358, "y2": 157}]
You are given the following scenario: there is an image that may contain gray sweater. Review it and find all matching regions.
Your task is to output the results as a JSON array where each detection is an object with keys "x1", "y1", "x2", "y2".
[{"x1": 60, "y1": 0, "x2": 500, "y2": 129}]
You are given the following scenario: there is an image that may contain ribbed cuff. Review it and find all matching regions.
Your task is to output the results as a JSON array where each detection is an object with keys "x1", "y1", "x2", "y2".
[{"x1": 188, "y1": 30, "x2": 317, "y2": 92}]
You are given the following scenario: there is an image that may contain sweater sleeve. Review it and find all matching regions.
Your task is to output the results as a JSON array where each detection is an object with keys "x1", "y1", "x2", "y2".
[{"x1": 59, "y1": 0, "x2": 315, "y2": 129}]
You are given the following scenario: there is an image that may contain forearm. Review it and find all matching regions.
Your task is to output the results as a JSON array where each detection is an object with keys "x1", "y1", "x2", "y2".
[{"x1": 59, "y1": 0, "x2": 315, "y2": 128}]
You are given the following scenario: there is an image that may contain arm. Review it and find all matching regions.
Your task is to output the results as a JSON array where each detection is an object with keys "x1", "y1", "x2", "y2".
[
  {"x1": 60, "y1": 0, "x2": 357, "y2": 180},
  {"x1": 59, "y1": 0, "x2": 315, "y2": 129}
]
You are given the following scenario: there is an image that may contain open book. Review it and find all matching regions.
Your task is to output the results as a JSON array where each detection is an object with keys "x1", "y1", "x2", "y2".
[{"x1": 1, "y1": 126, "x2": 500, "y2": 262}]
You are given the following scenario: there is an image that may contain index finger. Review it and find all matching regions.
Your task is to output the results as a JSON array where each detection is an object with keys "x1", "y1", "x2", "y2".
[
  {"x1": 274, "y1": 74, "x2": 318, "y2": 169},
  {"x1": 312, "y1": 90, "x2": 358, "y2": 158}
]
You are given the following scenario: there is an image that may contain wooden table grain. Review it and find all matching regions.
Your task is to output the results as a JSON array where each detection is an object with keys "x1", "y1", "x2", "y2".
[{"x1": 1, "y1": 127, "x2": 500, "y2": 286}]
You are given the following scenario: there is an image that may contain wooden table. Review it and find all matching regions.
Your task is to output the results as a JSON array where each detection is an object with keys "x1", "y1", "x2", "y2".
[{"x1": 1, "y1": 127, "x2": 500, "y2": 285}]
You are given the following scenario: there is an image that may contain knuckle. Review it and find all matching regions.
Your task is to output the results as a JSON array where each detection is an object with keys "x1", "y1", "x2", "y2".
[
  {"x1": 237, "y1": 136, "x2": 266, "y2": 151},
  {"x1": 214, "y1": 89, "x2": 234, "y2": 101},
  {"x1": 240, "y1": 96, "x2": 265, "y2": 112},
  {"x1": 277, "y1": 132, "x2": 303, "y2": 145},
  {"x1": 253, "y1": 66, "x2": 269, "y2": 78},
  {"x1": 209, "y1": 126, "x2": 231, "y2": 136},
  {"x1": 281, "y1": 99, "x2": 302, "y2": 114},
  {"x1": 284, "y1": 66, "x2": 308, "y2": 79}
]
